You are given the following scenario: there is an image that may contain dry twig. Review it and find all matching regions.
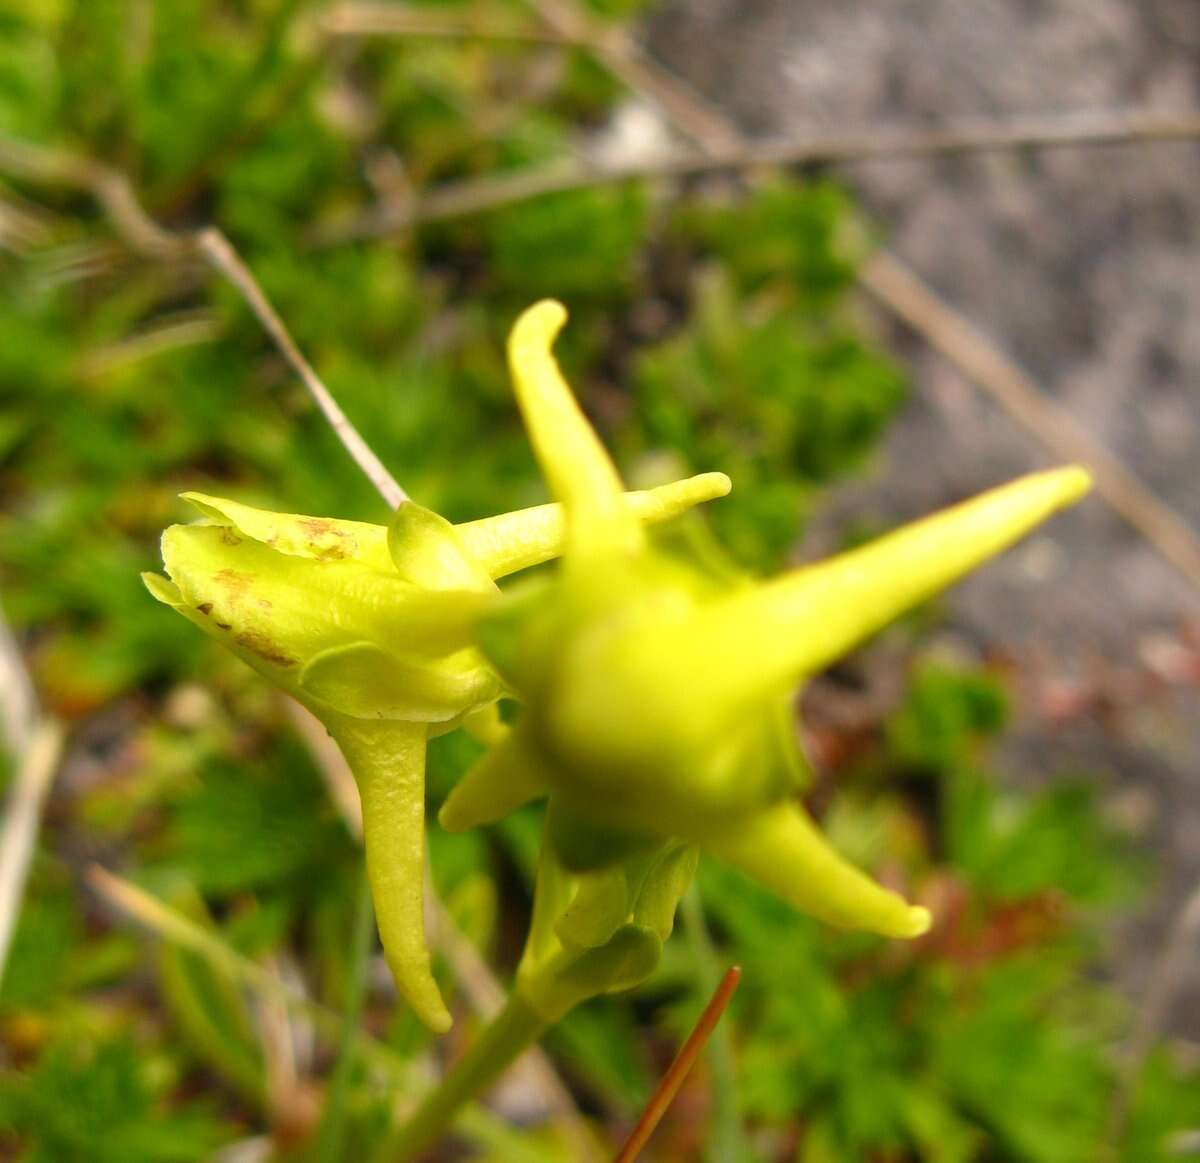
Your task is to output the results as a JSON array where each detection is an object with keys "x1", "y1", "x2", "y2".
[
  {"x1": 284, "y1": 700, "x2": 364, "y2": 839},
  {"x1": 0, "y1": 720, "x2": 65, "y2": 989},
  {"x1": 195, "y1": 229, "x2": 407, "y2": 508},
  {"x1": 612, "y1": 966, "x2": 742, "y2": 1163},
  {"x1": 0, "y1": 596, "x2": 63, "y2": 992},
  {"x1": 0, "y1": 137, "x2": 180, "y2": 257},
  {"x1": 78, "y1": 311, "x2": 222, "y2": 380},
  {"x1": 0, "y1": 597, "x2": 37, "y2": 758},
  {"x1": 530, "y1": 0, "x2": 743, "y2": 150},
  {"x1": 311, "y1": 107, "x2": 1200, "y2": 245},
  {"x1": 320, "y1": 1, "x2": 578, "y2": 44},
  {"x1": 87, "y1": 865, "x2": 568, "y2": 1157},
  {"x1": 87, "y1": 864, "x2": 410, "y2": 1078}
]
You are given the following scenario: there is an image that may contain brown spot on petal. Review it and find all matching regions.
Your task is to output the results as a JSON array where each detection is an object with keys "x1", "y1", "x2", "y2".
[
  {"x1": 219, "y1": 528, "x2": 243, "y2": 546},
  {"x1": 216, "y1": 622, "x2": 232, "y2": 631},
  {"x1": 196, "y1": 603, "x2": 213, "y2": 616},
  {"x1": 297, "y1": 517, "x2": 356, "y2": 560},
  {"x1": 214, "y1": 569, "x2": 252, "y2": 598},
  {"x1": 234, "y1": 630, "x2": 297, "y2": 668}
]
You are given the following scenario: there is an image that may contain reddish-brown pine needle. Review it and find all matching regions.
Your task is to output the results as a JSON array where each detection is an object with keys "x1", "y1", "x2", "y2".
[{"x1": 613, "y1": 965, "x2": 742, "y2": 1163}]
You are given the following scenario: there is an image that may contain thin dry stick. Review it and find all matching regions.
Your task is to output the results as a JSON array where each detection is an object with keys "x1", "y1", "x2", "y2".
[
  {"x1": 320, "y1": 1, "x2": 580, "y2": 44},
  {"x1": 0, "y1": 137, "x2": 181, "y2": 257},
  {"x1": 529, "y1": 0, "x2": 743, "y2": 151},
  {"x1": 612, "y1": 965, "x2": 742, "y2": 1163},
  {"x1": 257, "y1": 952, "x2": 305, "y2": 1132},
  {"x1": 285, "y1": 699, "x2": 364, "y2": 839},
  {"x1": 89, "y1": 865, "x2": 316, "y2": 1003},
  {"x1": 425, "y1": 882, "x2": 507, "y2": 1019},
  {"x1": 0, "y1": 597, "x2": 37, "y2": 758},
  {"x1": 859, "y1": 251, "x2": 1200, "y2": 592},
  {"x1": 312, "y1": 107, "x2": 1200, "y2": 245},
  {"x1": 0, "y1": 136, "x2": 405, "y2": 510},
  {"x1": 0, "y1": 720, "x2": 65, "y2": 988},
  {"x1": 0, "y1": 191, "x2": 53, "y2": 256},
  {"x1": 195, "y1": 229, "x2": 406, "y2": 508},
  {"x1": 0, "y1": 593, "x2": 63, "y2": 993},
  {"x1": 79, "y1": 312, "x2": 222, "y2": 380}
]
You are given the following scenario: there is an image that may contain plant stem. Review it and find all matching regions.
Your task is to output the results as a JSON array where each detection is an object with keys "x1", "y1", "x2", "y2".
[{"x1": 384, "y1": 992, "x2": 548, "y2": 1162}]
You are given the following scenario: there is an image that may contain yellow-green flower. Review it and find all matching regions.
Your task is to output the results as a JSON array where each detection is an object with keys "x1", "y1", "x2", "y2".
[
  {"x1": 144, "y1": 474, "x2": 728, "y2": 1031},
  {"x1": 442, "y1": 299, "x2": 1092, "y2": 949}
]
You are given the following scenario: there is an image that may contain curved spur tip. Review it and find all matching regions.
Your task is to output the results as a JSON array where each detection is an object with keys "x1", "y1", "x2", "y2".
[
  {"x1": 1057, "y1": 464, "x2": 1093, "y2": 504},
  {"x1": 898, "y1": 905, "x2": 932, "y2": 939},
  {"x1": 698, "y1": 471, "x2": 733, "y2": 499},
  {"x1": 510, "y1": 299, "x2": 568, "y2": 355}
]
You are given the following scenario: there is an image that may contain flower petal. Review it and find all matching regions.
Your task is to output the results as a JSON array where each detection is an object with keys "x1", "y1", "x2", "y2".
[
  {"x1": 387, "y1": 501, "x2": 494, "y2": 592},
  {"x1": 455, "y1": 472, "x2": 732, "y2": 579},
  {"x1": 180, "y1": 492, "x2": 392, "y2": 570},
  {"x1": 706, "y1": 802, "x2": 930, "y2": 938},
  {"x1": 299, "y1": 641, "x2": 501, "y2": 722},
  {"x1": 438, "y1": 729, "x2": 548, "y2": 832},
  {"x1": 507, "y1": 300, "x2": 637, "y2": 557},
  {"x1": 160, "y1": 525, "x2": 484, "y2": 683},
  {"x1": 640, "y1": 466, "x2": 1091, "y2": 715}
]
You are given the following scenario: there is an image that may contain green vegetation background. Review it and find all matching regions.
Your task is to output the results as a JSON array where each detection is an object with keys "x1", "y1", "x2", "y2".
[{"x1": 0, "y1": 1, "x2": 1193, "y2": 1159}]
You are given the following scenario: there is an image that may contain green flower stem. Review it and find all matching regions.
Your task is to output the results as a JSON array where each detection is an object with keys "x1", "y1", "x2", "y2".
[{"x1": 387, "y1": 993, "x2": 549, "y2": 1162}]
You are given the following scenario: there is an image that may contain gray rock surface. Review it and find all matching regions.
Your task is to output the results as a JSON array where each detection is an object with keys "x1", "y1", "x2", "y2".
[{"x1": 647, "y1": 0, "x2": 1200, "y2": 1034}]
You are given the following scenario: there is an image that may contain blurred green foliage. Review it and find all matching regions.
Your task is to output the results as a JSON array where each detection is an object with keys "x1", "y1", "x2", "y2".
[
  {"x1": 0, "y1": 1, "x2": 1192, "y2": 1160},
  {"x1": 0, "y1": 1033, "x2": 230, "y2": 1163}
]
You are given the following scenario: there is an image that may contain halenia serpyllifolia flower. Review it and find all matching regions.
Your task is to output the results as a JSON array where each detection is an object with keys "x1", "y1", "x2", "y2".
[{"x1": 442, "y1": 300, "x2": 1092, "y2": 970}]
